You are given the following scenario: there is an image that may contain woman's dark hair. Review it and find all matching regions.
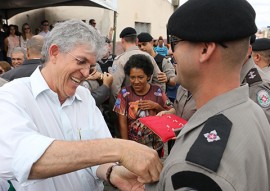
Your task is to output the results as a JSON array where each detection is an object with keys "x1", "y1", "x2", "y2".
[
  {"x1": 7, "y1": 24, "x2": 16, "y2": 36},
  {"x1": 124, "y1": 54, "x2": 154, "y2": 77}
]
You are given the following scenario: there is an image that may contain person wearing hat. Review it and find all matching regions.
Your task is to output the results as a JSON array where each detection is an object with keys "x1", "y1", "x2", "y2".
[
  {"x1": 252, "y1": 38, "x2": 270, "y2": 76},
  {"x1": 137, "y1": 32, "x2": 176, "y2": 87},
  {"x1": 109, "y1": 27, "x2": 165, "y2": 107},
  {"x1": 147, "y1": 0, "x2": 270, "y2": 190},
  {"x1": 240, "y1": 38, "x2": 270, "y2": 123}
]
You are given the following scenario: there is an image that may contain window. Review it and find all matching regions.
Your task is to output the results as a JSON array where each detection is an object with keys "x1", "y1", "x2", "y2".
[{"x1": 135, "y1": 22, "x2": 151, "y2": 34}]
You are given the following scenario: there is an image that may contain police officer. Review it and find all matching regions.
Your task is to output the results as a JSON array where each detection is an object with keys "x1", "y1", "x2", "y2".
[
  {"x1": 147, "y1": 0, "x2": 270, "y2": 190},
  {"x1": 109, "y1": 27, "x2": 165, "y2": 103},
  {"x1": 241, "y1": 38, "x2": 270, "y2": 123},
  {"x1": 137, "y1": 32, "x2": 176, "y2": 87},
  {"x1": 252, "y1": 38, "x2": 270, "y2": 76}
]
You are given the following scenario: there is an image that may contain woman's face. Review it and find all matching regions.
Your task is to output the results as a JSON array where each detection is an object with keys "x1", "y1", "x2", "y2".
[
  {"x1": 129, "y1": 68, "x2": 149, "y2": 94},
  {"x1": 23, "y1": 25, "x2": 31, "y2": 33},
  {"x1": 9, "y1": 26, "x2": 16, "y2": 35}
]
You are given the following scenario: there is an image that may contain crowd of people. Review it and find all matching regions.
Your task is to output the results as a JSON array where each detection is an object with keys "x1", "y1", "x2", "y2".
[{"x1": 1, "y1": 0, "x2": 270, "y2": 190}]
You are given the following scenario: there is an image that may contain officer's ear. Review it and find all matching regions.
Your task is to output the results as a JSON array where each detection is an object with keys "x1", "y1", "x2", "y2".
[
  {"x1": 252, "y1": 53, "x2": 261, "y2": 62},
  {"x1": 199, "y1": 42, "x2": 216, "y2": 63}
]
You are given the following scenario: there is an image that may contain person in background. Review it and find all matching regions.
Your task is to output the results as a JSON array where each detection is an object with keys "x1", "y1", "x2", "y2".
[
  {"x1": 240, "y1": 38, "x2": 270, "y2": 123},
  {"x1": 109, "y1": 27, "x2": 165, "y2": 137},
  {"x1": 98, "y1": 37, "x2": 115, "y2": 73},
  {"x1": 110, "y1": 27, "x2": 165, "y2": 104},
  {"x1": 38, "y1": 20, "x2": 50, "y2": 37},
  {"x1": 154, "y1": 36, "x2": 168, "y2": 57},
  {"x1": 81, "y1": 63, "x2": 113, "y2": 107},
  {"x1": 0, "y1": 19, "x2": 162, "y2": 191},
  {"x1": 251, "y1": 38, "x2": 270, "y2": 76},
  {"x1": 20, "y1": 23, "x2": 33, "y2": 51},
  {"x1": 147, "y1": 0, "x2": 270, "y2": 190},
  {"x1": 10, "y1": 47, "x2": 26, "y2": 68},
  {"x1": 0, "y1": 21, "x2": 8, "y2": 61},
  {"x1": 0, "y1": 61, "x2": 11, "y2": 75},
  {"x1": 34, "y1": 27, "x2": 41, "y2": 35},
  {"x1": 89, "y1": 18, "x2": 101, "y2": 34},
  {"x1": 113, "y1": 54, "x2": 175, "y2": 157},
  {"x1": 137, "y1": 32, "x2": 178, "y2": 111},
  {"x1": 137, "y1": 32, "x2": 176, "y2": 87},
  {"x1": 1, "y1": 35, "x2": 43, "y2": 81},
  {"x1": 4, "y1": 24, "x2": 20, "y2": 64}
]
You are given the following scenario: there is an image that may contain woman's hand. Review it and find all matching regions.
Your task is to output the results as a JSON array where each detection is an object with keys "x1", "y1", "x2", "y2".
[{"x1": 138, "y1": 100, "x2": 158, "y2": 110}]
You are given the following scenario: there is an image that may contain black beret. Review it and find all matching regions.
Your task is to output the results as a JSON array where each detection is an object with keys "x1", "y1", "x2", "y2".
[
  {"x1": 168, "y1": 0, "x2": 257, "y2": 42},
  {"x1": 250, "y1": 34, "x2": 256, "y2": 44},
  {"x1": 119, "y1": 27, "x2": 137, "y2": 38},
  {"x1": 252, "y1": 38, "x2": 270, "y2": 51},
  {"x1": 137, "y1": 32, "x2": 153, "y2": 42}
]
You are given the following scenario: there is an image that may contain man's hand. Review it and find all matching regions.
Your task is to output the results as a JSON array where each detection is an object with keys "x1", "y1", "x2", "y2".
[{"x1": 118, "y1": 140, "x2": 163, "y2": 183}]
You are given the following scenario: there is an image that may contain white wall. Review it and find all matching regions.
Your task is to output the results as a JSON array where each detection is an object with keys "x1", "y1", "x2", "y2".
[
  {"x1": 8, "y1": 0, "x2": 174, "y2": 54},
  {"x1": 116, "y1": 0, "x2": 174, "y2": 41}
]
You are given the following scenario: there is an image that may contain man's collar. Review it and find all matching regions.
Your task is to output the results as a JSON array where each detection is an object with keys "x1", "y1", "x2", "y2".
[{"x1": 30, "y1": 67, "x2": 82, "y2": 104}]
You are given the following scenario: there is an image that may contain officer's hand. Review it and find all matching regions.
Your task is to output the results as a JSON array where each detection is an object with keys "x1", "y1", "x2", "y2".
[{"x1": 157, "y1": 72, "x2": 167, "y2": 83}]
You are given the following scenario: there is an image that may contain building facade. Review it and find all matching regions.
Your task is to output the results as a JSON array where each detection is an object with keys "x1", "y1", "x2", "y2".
[{"x1": 8, "y1": 0, "x2": 177, "y2": 54}]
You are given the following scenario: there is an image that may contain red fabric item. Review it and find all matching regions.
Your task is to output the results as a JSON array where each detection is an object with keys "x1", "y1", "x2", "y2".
[{"x1": 139, "y1": 114, "x2": 187, "y2": 143}]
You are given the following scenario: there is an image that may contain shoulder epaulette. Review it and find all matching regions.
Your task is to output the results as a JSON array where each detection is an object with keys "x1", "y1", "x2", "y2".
[
  {"x1": 186, "y1": 114, "x2": 232, "y2": 172},
  {"x1": 244, "y1": 68, "x2": 262, "y2": 86},
  {"x1": 171, "y1": 171, "x2": 222, "y2": 190}
]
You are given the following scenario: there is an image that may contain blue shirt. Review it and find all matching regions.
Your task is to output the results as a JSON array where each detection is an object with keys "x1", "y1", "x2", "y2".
[{"x1": 154, "y1": 46, "x2": 168, "y2": 57}]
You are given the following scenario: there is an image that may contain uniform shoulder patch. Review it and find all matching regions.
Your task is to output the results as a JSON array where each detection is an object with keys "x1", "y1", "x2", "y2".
[
  {"x1": 109, "y1": 64, "x2": 118, "y2": 74},
  {"x1": 257, "y1": 89, "x2": 270, "y2": 108},
  {"x1": 186, "y1": 114, "x2": 232, "y2": 172},
  {"x1": 245, "y1": 68, "x2": 262, "y2": 86},
  {"x1": 171, "y1": 171, "x2": 222, "y2": 191}
]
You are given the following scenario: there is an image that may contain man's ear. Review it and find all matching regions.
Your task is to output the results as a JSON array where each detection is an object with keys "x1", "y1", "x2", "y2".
[
  {"x1": 49, "y1": 44, "x2": 59, "y2": 64},
  {"x1": 252, "y1": 53, "x2": 261, "y2": 62},
  {"x1": 199, "y1": 42, "x2": 216, "y2": 63}
]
